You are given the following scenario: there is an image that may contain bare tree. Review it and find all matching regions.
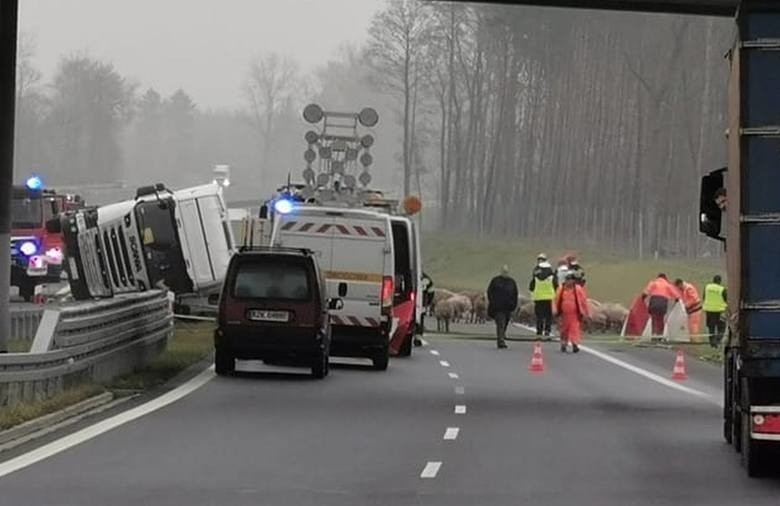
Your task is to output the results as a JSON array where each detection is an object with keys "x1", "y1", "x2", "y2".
[
  {"x1": 365, "y1": 0, "x2": 433, "y2": 196},
  {"x1": 243, "y1": 53, "x2": 300, "y2": 178}
]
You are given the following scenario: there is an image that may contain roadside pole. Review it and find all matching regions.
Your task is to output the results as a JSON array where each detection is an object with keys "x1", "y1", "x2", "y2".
[{"x1": 0, "y1": 0, "x2": 19, "y2": 352}]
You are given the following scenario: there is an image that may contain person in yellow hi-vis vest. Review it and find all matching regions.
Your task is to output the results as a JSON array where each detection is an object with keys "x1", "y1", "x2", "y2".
[
  {"x1": 703, "y1": 275, "x2": 728, "y2": 348},
  {"x1": 529, "y1": 253, "x2": 558, "y2": 337}
]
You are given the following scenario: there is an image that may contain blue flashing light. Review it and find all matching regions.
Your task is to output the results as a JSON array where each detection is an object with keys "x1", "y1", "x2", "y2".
[
  {"x1": 26, "y1": 175, "x2": 43, "y2": 191},
  {"x1": 19, "y1": 241, "x2": 38, "y2": 257},
  {"x1": 274, "y1": 199, "x2": 294, "y2": 214}
]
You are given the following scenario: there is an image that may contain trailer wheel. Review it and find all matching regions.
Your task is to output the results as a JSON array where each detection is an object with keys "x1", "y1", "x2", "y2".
[{"x1": 741, "y1": 412, "x2": 770, "y2": 477}]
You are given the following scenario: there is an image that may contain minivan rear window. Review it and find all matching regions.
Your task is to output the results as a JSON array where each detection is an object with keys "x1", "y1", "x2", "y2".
[{"x1": 232, "y1": 259, "x2": 311, "y2": 300}]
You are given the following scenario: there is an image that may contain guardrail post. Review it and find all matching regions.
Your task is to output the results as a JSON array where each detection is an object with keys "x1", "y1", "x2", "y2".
[{"x1": 30, "y1": 309, "x2": 61, "y2": 353}]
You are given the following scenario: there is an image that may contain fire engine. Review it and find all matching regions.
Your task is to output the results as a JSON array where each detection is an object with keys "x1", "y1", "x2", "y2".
[{"x1": 10, "y1": 176, "x2": 84, "y2": 301}]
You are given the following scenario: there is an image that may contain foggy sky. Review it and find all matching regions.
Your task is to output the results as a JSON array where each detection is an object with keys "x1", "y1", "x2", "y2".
[{"x1": 19, "y1": 0, "x2": 382, "y2": 110}]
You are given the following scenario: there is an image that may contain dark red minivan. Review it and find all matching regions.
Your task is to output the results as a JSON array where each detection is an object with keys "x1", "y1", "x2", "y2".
[{"x1": 213, "y1": 247, "x2": 339, "y2": 378}]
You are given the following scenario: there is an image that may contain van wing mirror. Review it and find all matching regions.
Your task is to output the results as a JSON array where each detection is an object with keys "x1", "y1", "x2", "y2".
[
  {"x1": 699, "y1": 167, "x2": 726, "y2": 242},
  {"x1": 328, "y1": 298, "x2": 344, "y2": 311},
  {"x1": 338, "y1": 282, "x2": 347, "y2": 297}
]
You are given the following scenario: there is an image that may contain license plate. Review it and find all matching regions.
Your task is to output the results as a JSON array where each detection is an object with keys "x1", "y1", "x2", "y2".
[{"x1": 247, "y1": 310, "x2": 290, "y2": 322}]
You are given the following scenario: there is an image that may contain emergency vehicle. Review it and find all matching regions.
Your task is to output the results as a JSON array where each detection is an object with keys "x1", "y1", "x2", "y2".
[
  {"x1": 57, "y1": 182, "x2": 234, "y2": 302},
  {"x1": 11, "y1": 176, "x2": 84, "y2": 301},
  {"x1": 243, "y1": 104, "x2": 425, "y2": 359},
  {"x1": 271, "y1": 205, "x2": 396, "y2": 369}
]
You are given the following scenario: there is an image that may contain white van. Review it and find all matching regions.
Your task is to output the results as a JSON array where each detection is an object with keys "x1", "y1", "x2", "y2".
[{"x1": 271, "y1": 205, "x2": 395, "y2": 370}]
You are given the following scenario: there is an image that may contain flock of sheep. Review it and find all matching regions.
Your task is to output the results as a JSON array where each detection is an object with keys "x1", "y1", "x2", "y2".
[{"x1": 429, "y1": 288, "x2": 629, "y2": 334}]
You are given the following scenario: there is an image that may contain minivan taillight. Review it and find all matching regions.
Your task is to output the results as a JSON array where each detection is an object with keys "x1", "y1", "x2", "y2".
[{"x1": 381, "y1": 276, "x2": 394, "y2": 308}]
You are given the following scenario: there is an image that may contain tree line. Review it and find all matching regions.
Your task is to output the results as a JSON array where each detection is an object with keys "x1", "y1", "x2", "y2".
[
  {"x1": 14, "y1": 3, "x2": 732, "y2": 258},
  {"x1": 363, "y1": 1, "x2": 731, "y2": 258}
]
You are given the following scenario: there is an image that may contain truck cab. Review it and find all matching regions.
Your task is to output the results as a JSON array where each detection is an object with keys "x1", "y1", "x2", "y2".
[{"x1": 60, "y1": 183, "x2": 234, "y2": 301}]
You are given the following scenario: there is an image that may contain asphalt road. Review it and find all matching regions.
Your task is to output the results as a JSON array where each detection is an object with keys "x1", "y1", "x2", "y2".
[{"x1": 2, "y1": 336, "x2": 780, "y2": 505}]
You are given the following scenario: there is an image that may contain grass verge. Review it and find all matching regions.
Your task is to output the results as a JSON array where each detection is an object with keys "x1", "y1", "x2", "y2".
[
  {"x1": 108, "y1": 320, "x2": 214, "y2": 391},
  {"x1": 7, "y1": 339, "x2": 30, "y2": 353},
  {"x1": 423, "y1": 232, "x2": 723, "y2": 305},
  {"x1": 0, "y1": 321, "x2": 214, "y2": 432},
  {"x1": 0, "y1": 382, "x2": 105, "y2": 431}
]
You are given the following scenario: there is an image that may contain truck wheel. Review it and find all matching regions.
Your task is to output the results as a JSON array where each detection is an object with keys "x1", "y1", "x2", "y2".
[
  {"x1": 214, "y1": 349, "x2": 235, "y2": 376},
  {"x1": 311, "y1": 352, "x2": 329, "y2": 379},
  {"x1": 372, "y1": 349, "x2": 389, "y2": 371},
  {"x1": 398, "y1": 333, "x2": 413, "y2": 357},
  {"x1": 741, "y1": 412, "x2": 769, "y2": 477}
]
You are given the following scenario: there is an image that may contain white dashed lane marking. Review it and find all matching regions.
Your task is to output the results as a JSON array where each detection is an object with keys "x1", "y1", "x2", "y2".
[
  {"x1": 421, "y1": 461, "x2": 442, "y2": 478},
  {"x1": 430, "y1": 350, "x2": 440, "y2": 356},
  {"x1": 443, "y1": 427, "x2": 460, "y2": 440},
  {"x1": 455, "y1": 386, "x2": 465, "y2": 395},
  {"x1": 455, "y1": 405, "x2": 467, "y2": 414},
  {"x1": 448, "y1": 372, "x2": 459, "y2": 379},
  {"x1": 439, "y1": 360, "x2": 450, "y2": 368}
]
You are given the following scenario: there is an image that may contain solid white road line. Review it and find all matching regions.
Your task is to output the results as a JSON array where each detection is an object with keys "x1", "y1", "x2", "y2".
[
  {"x1": 443, "y1": 427, "x2": 460, "y2": 440},
  {"x1": 430, "y1": 350, "x2": 440, "y2": 356},
  {"x1": 420, "y1": 461, "x2": 442, "y2": 478},
  {"x1": 0, "y1": 366, "x2": 215, "y2": 479},
  {"x1": 439, "y1": 360, "x2": 450, "y2": 368},
  {"x1": 513, "y1": 323, "x2": 721, "y2": 406},
  {"x1": 455, "y1": 386, "x2": 465, "y2": 395},
  {"x1": 580, "y1": 345, "x2": 721, "y2": 406},
  {"x1": 455, "y1": 405, "x2": 467, "y2": 414},
  {"x1": 448, "y1": 372, "x2": 459, "y2": 379}
]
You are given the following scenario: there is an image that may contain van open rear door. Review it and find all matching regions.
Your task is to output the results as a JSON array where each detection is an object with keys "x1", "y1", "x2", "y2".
[{"x1": 174, "y1": 184, "x2": 234, "y2": 294}]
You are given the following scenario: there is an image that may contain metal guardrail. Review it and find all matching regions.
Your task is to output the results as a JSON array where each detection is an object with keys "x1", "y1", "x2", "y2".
[{"x1": 0, "y1": 290, "x2": 174, "y2": 407}]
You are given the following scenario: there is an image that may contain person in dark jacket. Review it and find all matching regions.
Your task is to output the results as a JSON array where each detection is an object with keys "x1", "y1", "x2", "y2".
[
  {"x1": 487, "y1": 265, "x2": 519, "y2": 349},
  {"x1": 529, "y1": 253, "x2": 558, "y2": 337}
]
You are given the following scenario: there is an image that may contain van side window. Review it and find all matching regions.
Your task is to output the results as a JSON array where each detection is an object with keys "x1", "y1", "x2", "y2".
[{"x1": 233, "y1": 260, "x2": 311, "y2": 300}]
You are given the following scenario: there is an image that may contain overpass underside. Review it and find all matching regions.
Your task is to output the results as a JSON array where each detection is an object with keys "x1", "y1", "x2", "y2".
[{"x1": 441, "y1": 0, "x2": 739, "y2": 16}]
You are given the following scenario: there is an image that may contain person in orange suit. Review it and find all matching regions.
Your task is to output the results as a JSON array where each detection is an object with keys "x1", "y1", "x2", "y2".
[
  {"x1": 643, "y1": 273, "x2": 681, "y2": 336},
  {"x1": 554, "y1": 273, "x2": 590, "y2": 353},
  {"x1": 675, "y1": 278, "x2": 702, "y2": 339}
]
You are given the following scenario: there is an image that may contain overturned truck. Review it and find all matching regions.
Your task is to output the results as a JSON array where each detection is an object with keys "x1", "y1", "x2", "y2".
[{"x1": 54, "y1": 183, "x2": 234, "y2": 306}]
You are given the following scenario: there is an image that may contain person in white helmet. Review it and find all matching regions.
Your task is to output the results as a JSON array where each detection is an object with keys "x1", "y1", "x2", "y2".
[{"x1": 529, "y1": 253, "x2": 557, "y2": 337}]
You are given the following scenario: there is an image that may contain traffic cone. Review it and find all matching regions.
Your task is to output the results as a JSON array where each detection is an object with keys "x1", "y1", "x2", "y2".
[
  {"x1": 671, "y1": 349, "x2": 688, "y2": 381},
  {"x1": 529, "y1": 342, "x2": 545, "y2": 373}
]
